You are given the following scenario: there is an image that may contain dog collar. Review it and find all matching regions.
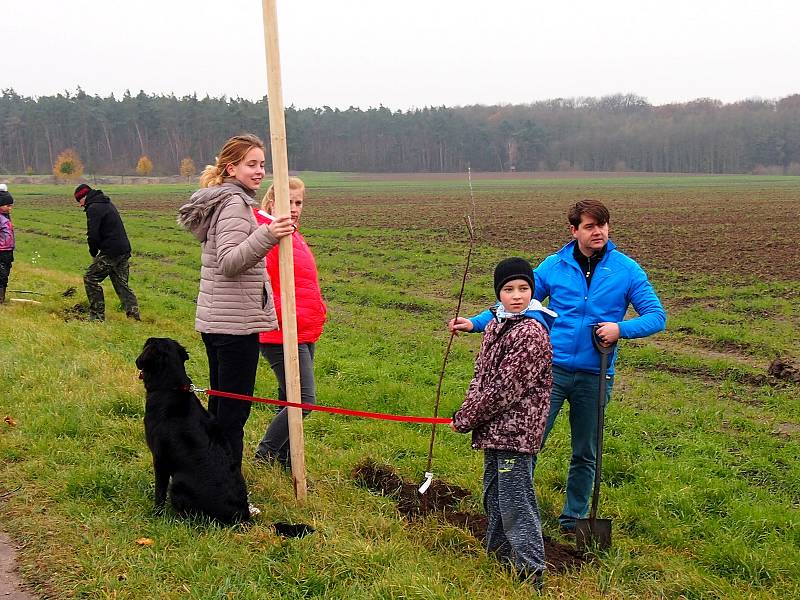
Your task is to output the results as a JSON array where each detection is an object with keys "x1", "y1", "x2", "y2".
[{"x1": 178, "y1": 383, "x2": 205, "y2": 394}]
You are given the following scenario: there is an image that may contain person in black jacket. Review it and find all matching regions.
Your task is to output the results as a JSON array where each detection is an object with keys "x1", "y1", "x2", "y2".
[{"x1": 74, "y1": 184, "x2": 140, "y2": 321}]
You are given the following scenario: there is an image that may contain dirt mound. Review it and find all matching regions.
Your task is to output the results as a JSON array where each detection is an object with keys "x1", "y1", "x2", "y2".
[
  {"x1": 768, "y1": 358, "x2": 800, "y2": 383},
  {"x1": 353, "y1": 459, "x2": 471, "y2": 515},
  {"x1": 61, "y1": 302, "x2": 90, "y2": 321},
  {"x1": 352, "y1": 459, "x2": 586, "y2": 573}
]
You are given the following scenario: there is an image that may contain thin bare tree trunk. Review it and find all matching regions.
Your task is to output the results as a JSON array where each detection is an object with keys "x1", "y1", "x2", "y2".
[
  {"x1": 102, "y1": 122, "x2": 114, "y2": 167},
  {"x1": 134, "y1": 122, "x2": 146, "y2": 156}
]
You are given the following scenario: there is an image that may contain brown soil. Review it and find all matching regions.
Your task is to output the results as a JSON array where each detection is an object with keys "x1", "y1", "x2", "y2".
[
  {"x1": 773, "y1": 422, "x2": 800, "y2": 440},
  {"x1": 352, "y1": 460, "x2": 586, "y2": 573},
  {"x1": 632, "y1": 358, "x2": 797, "y2": 389},
  {"x1": 61, "y1": 302, "x2": 90, "y2": 322},
  {"x1": 768, "y1": 358, "x2": 800, "y2": 383},
  {"x1": 20, "y1": 177, "x2": 800, "y2": 280},
  {"x1": 352, "y1": 171, "x2": 705, "y2": 181},
  {"x1": 304, "y1": 185, "x2": 800, "y2": 281},
  {"x1": 634, "y1": 338, "x2": 767, "y2": 372},
  {"x1": 0, "y1": 532, "x2": 37, "y2": 600}
]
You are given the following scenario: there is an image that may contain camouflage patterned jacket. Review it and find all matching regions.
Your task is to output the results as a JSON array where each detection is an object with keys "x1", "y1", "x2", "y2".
[{"x1": 452, "y1": 316, "x2": 552, "y2": 454}]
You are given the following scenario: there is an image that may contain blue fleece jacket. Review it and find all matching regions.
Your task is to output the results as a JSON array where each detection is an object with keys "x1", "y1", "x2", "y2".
[{"x1": 471, "y1": 240, "x2": 666, "y2": 375}]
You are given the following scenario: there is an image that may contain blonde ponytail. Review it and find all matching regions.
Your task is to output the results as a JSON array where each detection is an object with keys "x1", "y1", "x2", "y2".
[{"x1": 199, "y1": 164, "x2": 224, "y2": 188}]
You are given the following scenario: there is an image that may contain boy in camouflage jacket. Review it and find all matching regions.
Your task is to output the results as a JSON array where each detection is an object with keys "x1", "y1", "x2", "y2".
[{"x1": 451, "y1": 257, "x2": 555, "y2": 586}]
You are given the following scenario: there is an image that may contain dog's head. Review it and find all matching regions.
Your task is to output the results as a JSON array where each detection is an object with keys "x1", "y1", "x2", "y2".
[{"x1": 136, "y1": 337, "x2": 191, "y2": 391}]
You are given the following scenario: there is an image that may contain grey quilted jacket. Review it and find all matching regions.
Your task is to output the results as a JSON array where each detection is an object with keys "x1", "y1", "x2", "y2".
[
  {"x1": 178, "y1": 180, "x2": 280, "y2": 335},
  {"x1": 452, "y1": 316, "x2": 553, "y2": 454}
]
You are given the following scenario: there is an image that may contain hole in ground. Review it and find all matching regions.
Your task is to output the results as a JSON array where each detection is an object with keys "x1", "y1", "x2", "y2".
[
  {"x1": 352, "y1": 459, "x2": 586, "y2": 573},
  {"x1": 62, "y1": 302, "x2": 90, "y2": 321}
]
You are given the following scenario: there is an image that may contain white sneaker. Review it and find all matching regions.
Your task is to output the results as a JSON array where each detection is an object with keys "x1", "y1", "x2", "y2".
[{"x1": 248, "y1": 503, "x2": 262, "y2": 517}]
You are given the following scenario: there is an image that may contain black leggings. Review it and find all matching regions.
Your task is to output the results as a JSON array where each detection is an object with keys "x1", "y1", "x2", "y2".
[
  {"x1": 201, "y1": 332, "x2": 260, "y2": 468},
  {"x1": 0, "y1": 251, "x2": 13, "y2": 288}
]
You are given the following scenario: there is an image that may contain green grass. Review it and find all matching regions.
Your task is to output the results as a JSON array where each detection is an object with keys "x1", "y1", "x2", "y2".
[{"x1": 1, "y1": 177, "x2": 798, "y2": 599}]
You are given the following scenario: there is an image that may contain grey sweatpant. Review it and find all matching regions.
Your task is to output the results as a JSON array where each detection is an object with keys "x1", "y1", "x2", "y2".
[
  {"x1": 255, "y1": 342, "x2": 316, "y2": 466},
  {"x1": 483, "y1": 449, "x2": 546, "y2": 575}
]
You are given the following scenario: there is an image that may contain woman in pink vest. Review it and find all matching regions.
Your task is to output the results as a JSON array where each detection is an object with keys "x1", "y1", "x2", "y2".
[{"x1": 253, "y1": 177, "x2": 326, "y2": 469}]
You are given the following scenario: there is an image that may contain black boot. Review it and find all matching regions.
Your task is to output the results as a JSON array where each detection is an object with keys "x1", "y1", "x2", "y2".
[{"x1": 0, "y1": 287, "x2": 5, "y2": 304}]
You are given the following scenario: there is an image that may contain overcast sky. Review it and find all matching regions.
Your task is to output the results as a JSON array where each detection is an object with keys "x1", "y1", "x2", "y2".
[{"x1": 4, "y1": 0, "x2": 799, "y2": 109}]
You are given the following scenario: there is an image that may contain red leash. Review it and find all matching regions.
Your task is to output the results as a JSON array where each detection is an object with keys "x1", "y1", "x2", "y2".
[{"x1": 190, "y1": 386, "x2": 452, "y2": 425}]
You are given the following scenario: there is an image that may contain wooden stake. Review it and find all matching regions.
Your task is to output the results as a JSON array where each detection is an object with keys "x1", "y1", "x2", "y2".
[{"x1": 261, "y1": 0, "x2": 306, "y2": 502}]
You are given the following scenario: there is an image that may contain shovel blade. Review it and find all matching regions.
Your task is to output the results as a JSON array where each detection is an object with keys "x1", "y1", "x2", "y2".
[{"x1": 575, "y1": 517, "x2": 612, "y2": 551}]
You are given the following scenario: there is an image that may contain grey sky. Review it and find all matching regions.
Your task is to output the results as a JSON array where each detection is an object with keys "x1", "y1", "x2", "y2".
[{"x1": 4, "y1": 0, "x2": 799, "y2": 109}]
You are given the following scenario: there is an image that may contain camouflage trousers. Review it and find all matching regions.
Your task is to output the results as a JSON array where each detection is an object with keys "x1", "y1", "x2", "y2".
[{"x1": 84, "y1": 252, "x2": 139, "y2": 321}]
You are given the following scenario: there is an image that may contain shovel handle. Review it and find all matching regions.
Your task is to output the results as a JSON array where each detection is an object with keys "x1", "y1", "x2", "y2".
[
  {"x1": 589, "y1": 325, "x2": 615, "y2": 522},
  {"x1": 590, "y1": 352, "x2": 608, "y2": 521},
  {"x1": 591, "y1": 324, "x2": 616, "y2": 355}
]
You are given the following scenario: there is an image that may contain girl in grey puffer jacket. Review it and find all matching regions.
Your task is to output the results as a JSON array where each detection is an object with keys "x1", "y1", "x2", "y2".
[{"x1": 178, "y1": 134, "x2": 293, "y2": 477}]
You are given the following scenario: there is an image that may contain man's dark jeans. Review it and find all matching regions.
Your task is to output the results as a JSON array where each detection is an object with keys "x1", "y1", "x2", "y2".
[{"x1": 533, "y1": 365, "x2": 614, "y2": 529}]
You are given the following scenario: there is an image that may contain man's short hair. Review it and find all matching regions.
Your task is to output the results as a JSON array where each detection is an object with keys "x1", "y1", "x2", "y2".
[{"x1": 568, "y1": 199, "x2": 610, "y2": 228}]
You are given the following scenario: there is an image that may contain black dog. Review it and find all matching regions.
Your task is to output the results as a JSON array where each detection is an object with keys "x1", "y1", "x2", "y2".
[{"x1": 136, "y1": 337, "x2": 250, "y2": 524}]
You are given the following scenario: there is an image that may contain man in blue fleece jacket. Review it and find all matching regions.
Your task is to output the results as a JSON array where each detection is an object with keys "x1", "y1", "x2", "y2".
[{"x1": 449, "y1": 199, "x2": 666, "y2": 532}]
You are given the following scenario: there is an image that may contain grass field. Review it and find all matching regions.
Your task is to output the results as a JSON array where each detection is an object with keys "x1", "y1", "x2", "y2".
[{"x1": 1, "y1": 173, "x2": 799, "y2": 599}]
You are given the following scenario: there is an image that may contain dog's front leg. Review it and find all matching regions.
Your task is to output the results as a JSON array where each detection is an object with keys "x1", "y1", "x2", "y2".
[{"x1": 153, "y1": 457, "x2": 170, "y2": 513}]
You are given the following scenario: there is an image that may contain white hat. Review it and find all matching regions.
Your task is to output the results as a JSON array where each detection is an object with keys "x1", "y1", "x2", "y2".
[{"x1": 0, "y1": 184, "x2": 7, "y2": 192}]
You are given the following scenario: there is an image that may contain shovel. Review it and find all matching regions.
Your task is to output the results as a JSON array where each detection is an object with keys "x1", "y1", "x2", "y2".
[{"x1": 575, "y1": 325, "x2": 616, "y2": 551}]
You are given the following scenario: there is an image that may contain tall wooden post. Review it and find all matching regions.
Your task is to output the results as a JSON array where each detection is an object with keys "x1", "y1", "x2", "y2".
[{"x1": 261, "y1": 0, "x2": 306, "y2": 502}]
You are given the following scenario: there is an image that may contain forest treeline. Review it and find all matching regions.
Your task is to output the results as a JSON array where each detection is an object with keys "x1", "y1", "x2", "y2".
[{"x1": 2, "y1": 88, "x2": 800, "y2": 175}]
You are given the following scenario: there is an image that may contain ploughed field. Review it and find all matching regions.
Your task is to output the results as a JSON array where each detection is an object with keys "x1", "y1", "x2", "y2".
[
  {"x1": 23, "y1": 174, "x2": 796, "y2": 277},
  {"x1": 2, "y1": 173, "x2": 799, "y2": 599},
  {"x1": 307, "y1": 176, "x2": 799, "y2": 281}
]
